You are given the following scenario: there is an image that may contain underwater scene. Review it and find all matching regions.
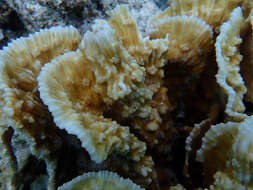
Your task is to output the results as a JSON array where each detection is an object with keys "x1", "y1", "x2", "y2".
[{"x1": 0, "y1": 0, "x2": 253, "y2": 189}]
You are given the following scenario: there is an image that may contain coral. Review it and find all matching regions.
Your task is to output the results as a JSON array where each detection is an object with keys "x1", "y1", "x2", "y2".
[
  {"x1": 177, "y1": 117, "x2": 253, "y2": 189},
  {"x1": 181, "y1": 7, "x2": 253, "y2": 190},
  {"x1": 38, "y1": 49, "x2": 146, "y2": 163},
  {"x1": 58, "y1": 171, "x2": 145, "y2": 190},
  {"x1": 1, "y1": 1, "x2": 253, "y2": 190},
  {"x1": 109, "y1": 5, "x2": 150, "y2": 65},
  {"x1": 0, "y1": 26, "x2": 81, "y2": 189},
  {"x1": 0, "y1": 25, "x2": 81, "y2": 155},
  {"x1": 215, "y1": 7, "x2": 247, "y2": 121},
  {"x1": 209, "y1": 172, "x2": 246, "y2": 190},
  {"x1": 107, "y1": 5, "x2": 173, "y2": 147},
  {"x1": 149, "y1": 15, "x2": 213, "y2": 71},
  {"x1": 195, "y1": 116, "x2": 253, "y2": 189},
  {"x1": 37, "y1": 6, "x2": 160, "y2": 186},
  {"x1": 169, "y1": 184, "x2": 186, "y2": 190},
  {"x1": 241, "y1": 10, "x2": 253, "y2": 104},
  {"x1": 150, "y1": 0, "x2": 243, "y2": 32}
]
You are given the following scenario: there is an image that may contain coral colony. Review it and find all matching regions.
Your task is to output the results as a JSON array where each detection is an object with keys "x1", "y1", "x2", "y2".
[{"x1": 0, "y1": 1, "x2": 253, "y2": 190}]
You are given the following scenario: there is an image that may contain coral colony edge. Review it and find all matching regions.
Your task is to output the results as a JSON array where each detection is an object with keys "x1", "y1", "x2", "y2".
[{"x1": 0, "y1": 1, "x2": 253, "y2": 190}]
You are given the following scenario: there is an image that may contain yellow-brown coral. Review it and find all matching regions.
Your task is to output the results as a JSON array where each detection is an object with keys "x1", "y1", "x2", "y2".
[
  {"x1": 0, "y1": 26, "x2": 81, "y2": 150},
  {"x1": 1, "y1": 1, "x2": 253, "y2": 190},
  {"x1": 109, "y1": 5, "x2": 151, "y2": 65},
  {"x1": 149, "y1": 15, "x2": 213, "y2": 70},
  {"x1": 38, "y1": 49, "x2": 146, "y2": 163},
  {"x1": 151, "y1": 0, "x2": 243, "y2": 32},
  {"x1": 0, "y1": 26, "x2": 81, "y2": 190},
  {"x1": 196, "y1": 116, "x2": 253, "y2": 188},
  {"x1": 58, "y1": 171, "x2": 145, "y2": 190}
]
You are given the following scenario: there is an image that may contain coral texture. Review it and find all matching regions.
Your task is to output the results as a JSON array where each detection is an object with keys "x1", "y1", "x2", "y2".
[
  {"x1": 215, "y1": 7, "x2": 247, "y2": 121},
  {"x1": 58, "y1": 171, "x2": 144, "y2": 190},
  {"x1": 0, "y1": 1, "x2": 253, "y2": 190}
]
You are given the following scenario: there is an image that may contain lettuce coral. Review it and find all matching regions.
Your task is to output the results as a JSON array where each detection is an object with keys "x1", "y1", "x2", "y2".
[
  {"x1": 0, "y1": 1, "x2": 253, "y2": 190},
  {"x1": 58, "y1": 171, "x2": 145, "y2": 190}
]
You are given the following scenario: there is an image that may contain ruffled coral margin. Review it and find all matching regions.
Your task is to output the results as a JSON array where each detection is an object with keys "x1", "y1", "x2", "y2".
[
  {"x1": 0, "y1": 26, "x2": 82, "y2": 190},
  {"x1": 215, "y1": 7, "x2": 247, "y2": 121},
  {"x1": 0, "y1": 1, "x2": 253, "y2": 190},
  {"x1": 171, "y1": 7, "x2": 253, "y2": 190},
  {"x1": 58, "y1": 170, "x2": 144, "y2": 190}
]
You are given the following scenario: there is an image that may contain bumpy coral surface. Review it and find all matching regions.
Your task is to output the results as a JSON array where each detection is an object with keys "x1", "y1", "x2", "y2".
[
  {"x1": 215, "y1": 7, "x2": 247, "y2": 121},
  {"x1": 1, "y1": 1, "x2": 253, "y2": 190}
]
